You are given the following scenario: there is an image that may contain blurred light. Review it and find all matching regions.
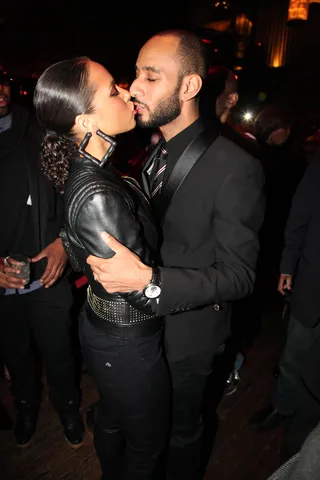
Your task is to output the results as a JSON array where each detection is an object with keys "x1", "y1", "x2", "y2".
[
  {"x1": 234, "y1": 66, "x2": 243, "y2": 71},
  {"x1": 288, "y1": 0, "x2": 309, "y2": 22},
  {"x1": 23, "y1": 91, "x2": 27, "y2": 96},
  {"x1": 202, "y1": 38, "x2": 211, "y2": 44},
  {"x1": 214, "y1": 48, "x2": 219, "y2": 52},
  {"x1": 257, "y1": 42, "x2": 262, "y2": 46},
  {"x1": 234, "y1": 75, "x2": 238, "y2": 80},
  {"x1": 243, "y1": 111, "x2": 253, "y2": 122},
  {"x1": 271, "y1": 55, "x2": 282, "y2": 68}
]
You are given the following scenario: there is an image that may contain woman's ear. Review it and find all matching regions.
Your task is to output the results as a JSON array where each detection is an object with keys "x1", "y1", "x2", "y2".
[{"x1": 74, "y1": 114, "x2": 96, "y2": 133}]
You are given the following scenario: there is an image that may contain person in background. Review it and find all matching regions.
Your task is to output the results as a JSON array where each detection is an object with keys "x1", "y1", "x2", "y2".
[
  {"x1": 251, "y1": 153, "x2": 320, "y2": 434},
  {"x1": 200, "y1": 65, "x2": 238, "y2": 126},
  {"x1": 0, "y1": 70, "x2": 83, "y2": 447}
]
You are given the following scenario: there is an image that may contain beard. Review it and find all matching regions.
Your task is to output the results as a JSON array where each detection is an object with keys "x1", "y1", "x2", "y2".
[
  {"x1": 136, "y1": 81, "x2": 182, "y2": 129},
  {"x1": 0, "y1": 104, "x2": 9, "y2": 118}
]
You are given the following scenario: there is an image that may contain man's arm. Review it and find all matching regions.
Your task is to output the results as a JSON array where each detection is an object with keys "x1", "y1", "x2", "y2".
[
  {"x1": 88, "y1": 157, "x2": 265, "y2": 315},
  {"x1": 280, "y1": 157, "x2": 320, "y2": 276},
  {"x1": 75, "y1": 188, "x2": 153, "y2": 313},
  {"x1": 156, "y1": 160, "x2": 265, "y2": 315}
]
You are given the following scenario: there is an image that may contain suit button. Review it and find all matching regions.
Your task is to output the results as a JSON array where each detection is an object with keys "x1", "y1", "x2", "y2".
[{"x1": 214, "y1": 304, "x2": 220, "y2": 311}]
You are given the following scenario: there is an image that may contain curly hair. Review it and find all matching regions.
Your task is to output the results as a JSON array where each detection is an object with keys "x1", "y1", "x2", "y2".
[
  {"x1": 34, "y1": 56, "x2": 96, "y2": 192},
  {"x1": 40, "y1": 133, "x2": 78, "y2": 192}
]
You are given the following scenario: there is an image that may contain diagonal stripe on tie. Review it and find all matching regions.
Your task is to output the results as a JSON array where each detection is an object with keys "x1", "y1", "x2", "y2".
[
  {"x1": 151, "y1": 147, "x2": 167, "y2": 198},
  {"x1": 153, "y1": 164, "x2": 166, "y2": 181}
]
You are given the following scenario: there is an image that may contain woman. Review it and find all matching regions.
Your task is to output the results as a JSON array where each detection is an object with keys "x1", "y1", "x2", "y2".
[{"x1": 33, "y1": 58, "x2": 170, "y2": 480}]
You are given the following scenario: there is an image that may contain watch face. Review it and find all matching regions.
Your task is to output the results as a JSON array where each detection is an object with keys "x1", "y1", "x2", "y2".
[{"x1": 145, "y1": 285, "x2": 161, "y2": 299}]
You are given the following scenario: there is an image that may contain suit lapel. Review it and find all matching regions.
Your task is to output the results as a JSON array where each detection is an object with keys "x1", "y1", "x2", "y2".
[{"x1": 158, "y1": 127, "x2": 218, "y2": 225}]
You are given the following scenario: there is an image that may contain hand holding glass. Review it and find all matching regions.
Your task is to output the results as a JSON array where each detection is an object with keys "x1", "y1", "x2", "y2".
[{"x1": 4, "y1": 254, "x2": 31, "y2": 284}]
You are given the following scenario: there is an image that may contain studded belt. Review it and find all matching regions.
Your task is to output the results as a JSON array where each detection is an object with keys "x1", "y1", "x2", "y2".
[{"x1": 87, "y1": 286, "x2": 156, "y2": 325}]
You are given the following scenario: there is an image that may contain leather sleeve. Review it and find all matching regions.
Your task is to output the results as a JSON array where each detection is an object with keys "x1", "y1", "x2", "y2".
[
  {"x1": 280, "y1": 156, "x2": 320, "y2": 276},
  {"x1": 156, "y1": 157, "x2": 265, "y2": 316},
  {"x1": 75, "y1": 187, "x2": 154, "y2": 313}
]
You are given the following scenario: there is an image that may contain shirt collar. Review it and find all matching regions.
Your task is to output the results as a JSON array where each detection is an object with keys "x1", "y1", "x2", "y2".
[
  {"x1": 165, "y1": 117, "x2": 204, "y2": 160},
  {"x1": 0, "y1": 113, "x2": 12, "y2": 134}
]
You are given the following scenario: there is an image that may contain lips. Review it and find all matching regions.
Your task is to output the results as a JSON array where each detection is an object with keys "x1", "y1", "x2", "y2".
[
  {"x1": 134, "y1": 104, "x2": 146, "y2": 115},
  {"x1": 0, "y1": 96, "x2": 8, "y2": 107}
]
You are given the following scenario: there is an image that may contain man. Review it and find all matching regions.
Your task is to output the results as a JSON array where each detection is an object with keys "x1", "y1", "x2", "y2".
[
  {"x1": 0, "y1": 71, "x2": 83, "y2": 447},
  {"x1": 200, "y1": 65, "x2": 238, "y2": 125},
  {"x1": 88, "y1": 30, "x2": 265, "y2": 480},
  {"x1": 251, "y1": 154, "x2": 320, "y2": 433}
]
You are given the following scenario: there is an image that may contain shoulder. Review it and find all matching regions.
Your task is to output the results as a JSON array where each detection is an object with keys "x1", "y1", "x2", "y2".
[
  {"x1": 66, "y1": 163, "x2": 134, "y2": 220},
  {"x1": 304, "y1": 152, "x2": 320, "y2": 175},
  {"x1": 208, "y1": 135, "x2": 263, "y2": 178}
]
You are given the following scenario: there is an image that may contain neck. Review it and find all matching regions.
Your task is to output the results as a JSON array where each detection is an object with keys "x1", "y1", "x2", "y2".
[{"x1": 160, "y1": 103, "x2": 200, "y2": 142}]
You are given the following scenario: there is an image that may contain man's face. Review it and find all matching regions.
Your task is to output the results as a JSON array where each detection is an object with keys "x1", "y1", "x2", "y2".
[
  {"x1": 215, "y1": 90, "x2": 229, "y2": 120},
  {"x1": 215, "y1": 74, "x2": 238, "y2": 123},
  {"x1": 0, "y1": 73, "x2": 11, "y2": 117},
  {"x1": 130, "y1": 35, "x2": 183, "y2": 129}
]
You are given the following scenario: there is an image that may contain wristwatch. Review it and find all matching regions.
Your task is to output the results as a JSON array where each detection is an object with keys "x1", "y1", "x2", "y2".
[{"x1": 144, "y1": 267, "x2": 162, "y2": 299}]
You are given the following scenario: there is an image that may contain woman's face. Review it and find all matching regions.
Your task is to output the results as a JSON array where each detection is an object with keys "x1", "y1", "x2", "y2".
[{"x1": 88, "y1": 61, "x2": 136, "y2": 136}]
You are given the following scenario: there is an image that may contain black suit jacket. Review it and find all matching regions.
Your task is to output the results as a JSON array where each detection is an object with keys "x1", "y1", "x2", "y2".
[
  {"x1": 142, "y1": 121, "x2": 265, "y2": 358},
  {"x1": 0, "y1": 105, "x2": 65, "y2": 295},
  {"x1": 280, "y1": 155, "x2": 320, "y2": 328}
]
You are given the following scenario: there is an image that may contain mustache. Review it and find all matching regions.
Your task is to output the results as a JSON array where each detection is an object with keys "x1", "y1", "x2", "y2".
[{"x1": 131, "y1": 97, "x2": 148, "y2": 109}]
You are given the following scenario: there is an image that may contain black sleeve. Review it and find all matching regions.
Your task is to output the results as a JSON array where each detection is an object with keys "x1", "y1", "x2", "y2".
[
  {"x1": 156, "y1": 158, "x2": 265, "y2": 315},
  {"x1": 280, "y1": 157, "x2": 320, "y2": 275},
  {"x1": 75, "y1": 188, "x2": 153, "y2": 313}
]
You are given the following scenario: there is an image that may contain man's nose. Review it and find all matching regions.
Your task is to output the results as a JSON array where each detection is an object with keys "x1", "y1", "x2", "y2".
[{"x1": 130, "y1": 79, "x2": 142, "y2": 99}]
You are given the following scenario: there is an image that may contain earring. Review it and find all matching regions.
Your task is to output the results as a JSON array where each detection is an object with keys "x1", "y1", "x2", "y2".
[{"x1": 78, "y1": 130, "x2": 117, "y2": 167}]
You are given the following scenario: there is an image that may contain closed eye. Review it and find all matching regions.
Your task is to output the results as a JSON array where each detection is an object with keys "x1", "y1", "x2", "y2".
[{"x1": 111, "y1": 86, "x2": 119, "y2": 97}]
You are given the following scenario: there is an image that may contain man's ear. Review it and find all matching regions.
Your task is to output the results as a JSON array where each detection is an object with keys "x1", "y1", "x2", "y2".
[
  {"x1": 74, "y1": 114, "x2": 96, "y2": 133},
  {"x1": 181, "y1": 74, "x2": 203, "y2": 102},
  {"x1": 227, "y1": 92, "x2": 239, "y2": 109}
]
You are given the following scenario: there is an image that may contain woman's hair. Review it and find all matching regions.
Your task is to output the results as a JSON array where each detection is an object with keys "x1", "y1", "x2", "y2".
[{"x1": 34, "y1": 57, "x2": 96, "y2": 192}]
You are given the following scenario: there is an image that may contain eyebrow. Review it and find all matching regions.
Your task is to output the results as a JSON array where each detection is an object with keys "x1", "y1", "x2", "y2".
[{"x1": 135, "y1": 65, "x2": 162, "y2": 74}]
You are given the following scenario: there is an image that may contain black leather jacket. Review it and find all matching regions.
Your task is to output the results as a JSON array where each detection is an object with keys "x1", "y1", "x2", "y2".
[{"x1": 62, "y1": 156, "x2": 159, "y2": 315}]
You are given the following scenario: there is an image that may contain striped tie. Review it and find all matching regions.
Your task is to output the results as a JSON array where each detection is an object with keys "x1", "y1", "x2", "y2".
[{"x1": 151, "y1": 145, "x2": 167, "y2": 198}]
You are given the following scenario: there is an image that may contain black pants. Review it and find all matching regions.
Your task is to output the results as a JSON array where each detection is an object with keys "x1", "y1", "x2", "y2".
[
  {"x1": 166, "y1": 347, "x2": 216, "y2": 480},
  {"x1": 284, "y1": 331, "x2": 320, "y2": 456},
  {"x1": 273, "y1": 315, "x2": 320, "y2": 416},
  {"x1": 0, "y1": 278, "x2": 76, "y2": 406},
  {"x1": 79, "y1": 307, "x2": 170, "y2": 480}
]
